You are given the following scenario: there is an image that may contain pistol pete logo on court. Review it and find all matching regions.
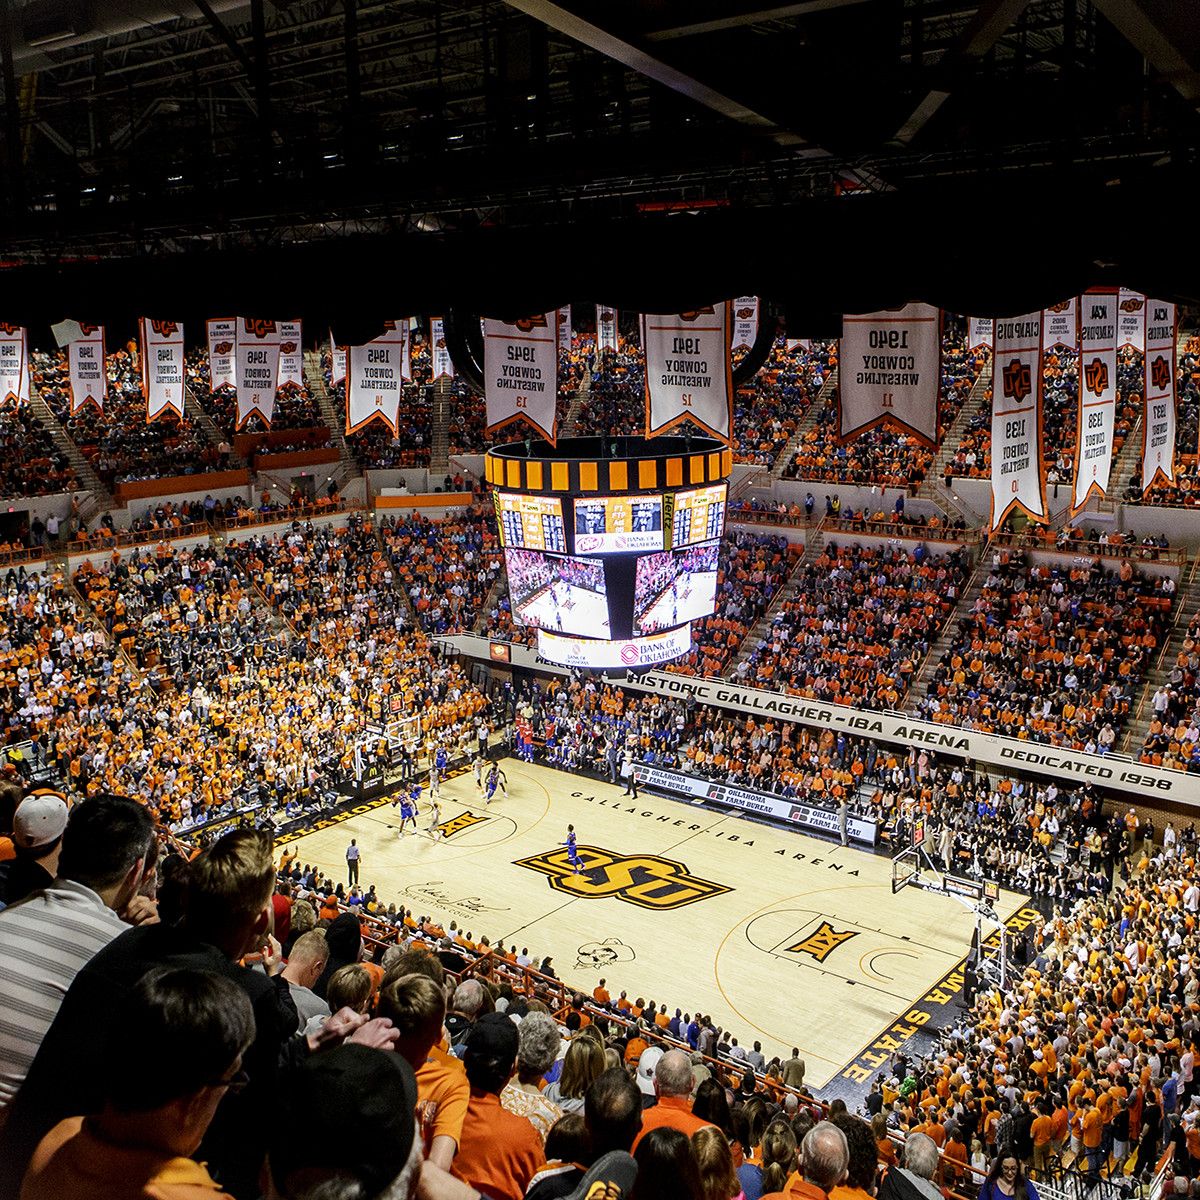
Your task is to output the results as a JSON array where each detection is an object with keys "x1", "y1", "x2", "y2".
[
  {"x1": 436, "y1": 811, "x2": 490, "y2": 839},
  {"x1": 514, "y1": 845, "x2": 730, "y2": 910}
]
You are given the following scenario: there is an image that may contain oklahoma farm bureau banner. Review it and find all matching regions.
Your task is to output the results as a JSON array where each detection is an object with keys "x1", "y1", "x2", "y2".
[
  {"x1": 1073, "y1": 294, "x2": 1118, "y2": 514},
  {"x1": 990, "y1": 311, "x2": 1047, "y2": 528},
  {"x1": 483, "y1": 314, "x2": 558, "y2": 443},
  {"x1": 838, "y1": 303, "x2": 940, "y2": 446},
  {"x1": 642, "y1": 304, "x2": 734, "y2": 443}
]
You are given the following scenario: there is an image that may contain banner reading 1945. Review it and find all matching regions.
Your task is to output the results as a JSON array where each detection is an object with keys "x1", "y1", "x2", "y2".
[
  {"x1": 1073, "y1": 293, "x2": 1117, "y2": 514},
  {"x1": 67, "y1": 323, "x2": 106, "y2": 413},
  {"x1": 207, "y1": 318, "x2": 236, "y2": 390},
  {"x1": 346, "y1": 322, "x2": 408, "y2": 435},
  {"x1": 235, "y1": 318, "x2": 282, "y2": 428},
  {"x1": 1142, "y1": 299, "x2": 1177, "y2": 494},
  {"x1": 989, "y1": 311, "x2": 1047, "y2": 528},
  {"x1": 838, "y1": 302, "x2": 940, "y2": 446},
  {"x1": 483, "y1": 314, "x2": 558, "y2": 443},
  {"x1": 140, "y1": 318, "x2": 185, "y2": 422},
  {"x1": 642, "y1": 304, "x2": 733, "y2": 443}
]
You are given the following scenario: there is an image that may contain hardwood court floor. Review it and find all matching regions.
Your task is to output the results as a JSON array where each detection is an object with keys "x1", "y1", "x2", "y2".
[{"x1": 284, "y1": 759, "x2": 1026, "y2": 1088}]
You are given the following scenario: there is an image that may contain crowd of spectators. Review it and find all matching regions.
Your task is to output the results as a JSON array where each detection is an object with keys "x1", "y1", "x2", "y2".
[
  {"x1": 1141, "y1": 606, "x2": 1200, "y2": 771},
  {"x1": 1130, "y1": 343, "x2": 1200, "y2": 506},
  {"x1": 0, "y1": 405, "x2": 76, "y2": 500},
  {"x1": 576, "y1": 336, "x2": 646, "y2": 438}
]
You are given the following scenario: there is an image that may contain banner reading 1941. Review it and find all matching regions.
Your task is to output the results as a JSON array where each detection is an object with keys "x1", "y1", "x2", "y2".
[
  {"x1": 989, "y1": 311, "x2": 1047, "y2": 528},
  {"x1": 1073, "y1": 293, "x2": 1117, "y2": 514},
  {"x1": 235, "y1": 318, "x2": 282, "y2": 428},
  {"x1": 1142, "y1": 299, "x2": 1177, "y2": 494},
  {"x1": 838, "y1": 302, "x2": 940, "y2": 446},
  {"x1": 67, "y1": 323, "x2": 106, "y2": 413},
  {"x1": 483, "y1": 315, "x2": 558, "y2": 443},
  {"x1": 346, "y1": 322, "x2": 408, "y2": 435},
  {"x1": 642, "y1": 304, "x2": 734, "y2": 443},
  {"x1": 140, "y1": 318, "x2": 185, "y2": 422},
  {"x1": 207, "y1": 318, "x2": 236, "y2": 390}
]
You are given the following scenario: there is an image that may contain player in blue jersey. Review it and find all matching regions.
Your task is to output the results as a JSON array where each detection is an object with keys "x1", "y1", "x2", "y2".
[
  {"x1": 435, "y1": 745, "x2": 448, "y2": 774},
  {"x1": 562, "y1": 824, "x2": 582, "y2": 874},
  {"x1": 484, "y1": 763, "x2": 507, "y2": 804},
  {"x1": 397, "y1": 782, "x2": 420, "y2": 835}
]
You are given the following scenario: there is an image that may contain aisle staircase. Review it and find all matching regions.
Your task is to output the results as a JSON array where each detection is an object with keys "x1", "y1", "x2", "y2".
[
  {"x1": 562, "y1": 369, "x2": 592, "y2": 436},
  {"x1": 26, "y1": 388, "x2": 116, "y2": 513},
  {"x1": 1107, "y1": 415, "x2": 1144, "y2": 501},
  {"x1": 917, "y1": 356, "x2": 992, "y2": 501},
  {"x1": 471, "y1": 565, "x2": 508, "y2": 635},
  {"x1": 303, "y1": 350, "x2": 362, "y2": 484},
  {"x1": 182, "y1": 386, "x2": 246, "y2": 468},
  {"x1": 771, "y1": 367, "x2": 837, "y2": 479},
  {"x1": 429, "y1": 377, "x2": 452, "y2": 471}
]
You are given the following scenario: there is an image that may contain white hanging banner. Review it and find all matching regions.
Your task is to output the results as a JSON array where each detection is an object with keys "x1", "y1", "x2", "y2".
[
  {"x1": 206, "y1": 317, "x2": 237, "y2": 390},
  {"x1": 384, "y1": 319, "x2": 412, "y2": 383},
  {"x1": 277, "y1": 319, "x2": 303, "y2": 389},
  {"x1": 235, "y1": 317, "x2": 282, "y2": 428},
  {"x1": 0, "y1": 324, "x2": 26, "y2": 405},
  {"x1": 328, "y1": 330, "x2": 347, "y2": 387},
  {"x1": 1118, "y1": 289, "x2": 1146, "y2": 353},
  {"x1": 557, "y1": 306, "x2": 572, "y2": 354},
  {"x1": 732, "y1": 296, "x2": 759, "y2": 352},
  {"x1": 1042, "y1": 298, "x2": 1078, "y2": 352},
  {"x1": 596, "y1": 306, "x2": 619, "y2": 355},
  {"x1": 67, "y1": 323, "x2": 106, "y2": 413},
  {"x1": 346, "y1": 323, "x2": 407, "y2": 434},
  {"x1": 1142, "y1": 299, "x2": 1177, "y2": 494},
  {"x1": 430, "y1": 318, "x2": 455, "y2": 380},
  {"x1": 1073, "y1": 294, "x2": 1118, "y2": 514},
  {"x1": 838, "y1": 302, "x2": 941, "y2": 447},
  {"x1": 785, "y1": 338, "x2": 811, "y2": 352},
  {"x1": 643, "y1": 304, "x2": 734, "y2": 443},
  {"x1": 989, "y1": 311, "x2": 1047, "y2": 528},
  {"x1": 140, "y1": 318, "x2": 185, "y2": 422},
  {"x1": 967, "y1": 317, "x2": 994, "y2": 353},
  {"x1": 483, "y1": 314, "x2": 558, "y2": 443}
]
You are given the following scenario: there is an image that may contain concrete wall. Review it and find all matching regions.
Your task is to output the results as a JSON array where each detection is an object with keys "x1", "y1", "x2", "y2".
[{"x1": 3, "y1": 491, "x2": 90, "y2": 523}]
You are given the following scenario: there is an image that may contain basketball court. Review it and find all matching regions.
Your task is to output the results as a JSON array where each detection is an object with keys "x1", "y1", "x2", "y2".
[{"x1": 282, "y1": 758, "x2": 1027, "y2": 1089}]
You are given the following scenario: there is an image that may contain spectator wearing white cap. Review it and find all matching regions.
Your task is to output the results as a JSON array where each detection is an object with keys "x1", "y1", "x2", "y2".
[{"x1": 0, "y1": 790, "x2": 70, "y2": 909}]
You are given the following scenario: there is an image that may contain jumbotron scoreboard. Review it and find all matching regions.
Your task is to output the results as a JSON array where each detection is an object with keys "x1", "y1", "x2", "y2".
[{"x1": 484, "y1": 436, "x2": 732, "y2": 670}]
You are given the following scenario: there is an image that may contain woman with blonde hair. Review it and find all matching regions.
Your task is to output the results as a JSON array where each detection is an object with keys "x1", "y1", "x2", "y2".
[
  {"x1": 759, "y1": 1118, "x2": 798, "y2": 1198},
  {"x1": 694, "y1": 1125, "x2": 743, "y2": 1200},
  {"x1": 543, "y1": 1035, "x2": 606, "y2": 1113}
]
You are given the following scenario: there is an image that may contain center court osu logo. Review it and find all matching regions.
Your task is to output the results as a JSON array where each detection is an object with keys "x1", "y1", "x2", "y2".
[
  {"x1": 1084, "y1": 357, "x2": 1109, "y2": 396},
  {"x1": 1002, "y1": 358, "x2": 1031, "y2": 403},
  {"x1": 515, "y1": 846, "x2": 730, "y2": 910},
  {"x1": 1151, "y1": 355, "x2": 1172, "y2": 392}
]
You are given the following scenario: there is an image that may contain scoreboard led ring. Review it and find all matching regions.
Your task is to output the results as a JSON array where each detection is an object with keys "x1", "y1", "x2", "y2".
[{"x1": 485, "y1": 435, "x2": 732, "y2": 670}]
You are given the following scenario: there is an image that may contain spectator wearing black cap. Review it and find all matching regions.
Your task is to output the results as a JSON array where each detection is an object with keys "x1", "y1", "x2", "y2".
[{"x1": 453, "y1": 1013, "x2": 546, "y2": 1200}]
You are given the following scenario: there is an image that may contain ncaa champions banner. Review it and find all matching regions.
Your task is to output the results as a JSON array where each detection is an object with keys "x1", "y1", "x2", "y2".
[
  {"x1": 140, "y1": 318, "x2": 185, "y2": 422},
  {"x1": 990, "y1": 312, "x2": 1047, "y2": 528},
  {"x1": 67, "y1": 324, "x2": 106, "y2": 413},
  {"x1": 0, "y1": 324, "x2": 26, "y2": 405},
  {"x1": 643, "y1": 304, "x2": 734, "y2": 443},
  {"x1": 732, "y1": 297, "x2": 759, "y2": 352},
  {"x1": 346, "y1": 323, "x2": 408, "y2": 434},
  {"x1": 1142, "y1": 299, "x2": 1177, "y2": 493},
  {"x1": 430, "y1": 318, "x2": 455, "y2": 380},
  {"x1": 1043, "y1": 298, "x2": 1078, "y2": 351},
  {"x1": 557, "y1": 306, "x2": 572, "y2": 354},
  {"x1": 277, "y1": 320, "x2": 303, "y2": 388},
  {"x1": 838, "y1": 303, "x2": 941, "y2": 447},
  {"x1": 1118, "y1": 289, "x2": 1146, "y2": 352},
  {"x1": 206, "y1": 318, "x2": 236, "y2": 390},
  {"x1": 968, "y1": 317, "x2": 993, "y2": 353},
  {"x1": 483, "y1": 314, "x2": 558, "y2": 443},
  {"x1": 234, "y1": 318, "x2": 282, "y2": 428},
  {"x1": 596, "y1": 306, "x2": 619, "y2": 355},
  {"x1": 1073, "y1": 294, "x2": 1118, "y2": 513}
]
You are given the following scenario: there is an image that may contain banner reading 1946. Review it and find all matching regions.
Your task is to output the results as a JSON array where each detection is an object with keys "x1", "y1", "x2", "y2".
[
  {"x1": 642, "y1": 304, "x2": 733, "y2": 443},
  {"x1": 1073, "y1": 293, "x2": 1117, "y2": 514},
  {"x1": 1142, "y1": 299, "x2": 1177, "y2": 494},
  {"x1": 990, "y1": 311, "x2": 1047, "y2": 528},
  {"x1": 483, "y1": 314, "x2": 558, "y2": 443},
  {"x1": 67, "y1": 323, "x2": 106, "y2": 413},
  {"x1": 140, "y1": 318, "x2": 185, "y2": 422},
  {"x1": 838, "y1": 302, "x2": 941, "y2": 446}
]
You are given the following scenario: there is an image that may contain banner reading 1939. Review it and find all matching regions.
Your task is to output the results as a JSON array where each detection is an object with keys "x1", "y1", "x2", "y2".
[
  {"x1": 642, "y1": 303, "x2": 733, "y2": 443},
  {"x1": 990, "y1": 311, "x2": 1047, "y2": 528}
]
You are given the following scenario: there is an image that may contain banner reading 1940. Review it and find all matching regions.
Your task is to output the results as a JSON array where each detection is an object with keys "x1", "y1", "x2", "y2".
[
  {"x1": 1142, "y1": 299, "x2": 1177, "y2": 494},
  {"x1": 1073, "y1": 293, "x2": 1117, "y2": 514},
  {"x1": 838, "y1": 302, "x2": 940, "y2": 446},
  {"x1": 67, "y1": 323, "x2": 106, "y2": 414},
  {"x1": 235, "y1": 318, "x2": 282, "y2": 428},
  {"x1": 483, "y1": 315, "x2": 558, "y2": 443},
  {"x1": 642, "y1": 304, "x2": 733, "y2": 443},
  {"x1": 990, "y1": 311, "x2": 1047, "y2": 528}
]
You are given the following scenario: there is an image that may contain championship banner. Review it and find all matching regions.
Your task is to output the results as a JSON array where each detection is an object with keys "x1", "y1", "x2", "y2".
[
  {"x1": 732, "y1": 296, "x2": 758, "y2": 352},
  {"x1": 989, "y1": 311, "x2": 1047, "y2": 528},
  {"x1": 382, "y1": 319, "x2": 412, "y2": 382},
  {"x1": 1073, "y1": 294, "x2": 1117, "y2": 513},
  {"x1": 328, "y1": 331, "x2": 347, "y2": 387},
  {"x1": 346, "y1": 323, "x2": 408, "y2": 434},
  {"x1": 1042, "y1": 298, "x2": 1078, "y2": 351},
  {"x1": 234, "y1": 317, "x2": 282, "y2": 428},
  {"x1": 430, "y1": 318, "x2": 455, "y2": 380},
  {"x1": 838, "y1": 302, "x2": 941, "y2": 447},
  {"x1": 967, "y1": 317, "x2": 993, "y2": 353},
  {"x1": 1142, "y1": 299, "x2": 1177, "y2": 493},
  {"x1": 557, "y1": 306, "x2": 571, "y2": 354},
  {"x1": 140, "y1": 318, "x2": 185, "y2": 422},
  {"x1": 642, "y1": 304, "x2": 734, "y2": 443},
  {"x1": 0, "y1": 324, "x2": 25, "y2": 405},
  {"x1": 1118, "y1": 289, "x2": 1146, "y2": 352},
  {"x1": 483, "y1": 314, "x2": 558, "y2": 443},
  {"x1": 785, "y1": 338, "x2": 811, "y2": 352},
  {"x1": 277, "y1": 319, "x2": 303, "y2": 388},
  {"x1": 596, "y1": 306, "x2": 619, "y2": 355},
  {"x1": 67, "y1": 323, "x2": 106, "y2": 413},
  {"x1": 206, "y1": 318, "x2": 236, "y2": 390}
]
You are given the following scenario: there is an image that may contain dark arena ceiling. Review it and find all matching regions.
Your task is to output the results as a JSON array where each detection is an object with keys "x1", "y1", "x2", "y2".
[{"x1": 1, "y1": 0, "x2": 1199, "y2": 331}]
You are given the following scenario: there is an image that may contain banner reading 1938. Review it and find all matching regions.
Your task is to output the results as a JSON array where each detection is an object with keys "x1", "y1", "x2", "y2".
[
  {"x1": 1142, "y1": 299, "x2": 1177, "y2": 494},
  {"x1": 642, "y1": 303, "x2": 733, "y2": 443},
  {"x1": 838, "y1": 302, "x2": 940, "y2": 446},
  {"x1": 1073, "y1": 293, "x2": 1117, "y2": 514},
  {"x1": 483, "y1": 314, "x2": 558, "y2": 443},
  {"x1": 990, "y1": 311, "x2": 1047, "y2": 528}
]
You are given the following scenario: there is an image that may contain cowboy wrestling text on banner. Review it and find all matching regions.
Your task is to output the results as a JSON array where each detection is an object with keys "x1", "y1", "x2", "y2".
[
  {"x1": 732, "y1": 297, "x2": 759, "y2": 352},
  {"x1": 1119, "y1": 289, "x2": 1146, "y2": 353},
  {"x1": 430, "y1": 318, "x2": 455, "y2": 380},
  {"x1": 1142, "y1": 299, "x2": 1177, "y2": 493},
  {"x1": 1073, "y1": 294, "x2": 1117, "y2": 513},
  {"x1": 642, "y1": 303, "x2": 734, "y2": 443},
  {"x1": 0, "y1": 325, "x2": 25, "y2": 404},
  {"x1": 140, "y1": 318, "x2": 185, "y2": 422},
  {"x1": 838, "y1": 302, "x2": 940, "y2": 446},
  {"x1": 968, "y1": 317, "x2": 993, "y2": 353},
  {"x1": 557, "y1": 306, "x2": 572, "y2": 354},
  {"x1": 206, "y1": 318, "x2": 236, "y2": 390},
  {"x1": 596, "y1": 306, "x2": 619, "y2": 355},
  {"x1": 235, "y1": 318, "x2": 282, "y2": 428},
  {"x1": 277, "y1": 320, "x2": 303, "y2": 389},
  {"x1": 68, "y1": 324, "x2": 106, "y2": 413},
  {"x1": 990, "y1": 311, "x2": 1047, "y2": 527},
  {"x1": 483, "y1": 314, "x2": 558, "y2": 443},
  {"x1": 346, "y1": 323, "x2": 408, "y2": 435}
]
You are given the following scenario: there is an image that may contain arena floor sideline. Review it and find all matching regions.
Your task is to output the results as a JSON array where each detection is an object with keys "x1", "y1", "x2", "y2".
[{"x1": 281, "y1": 758, "x2": 1029, "y2": 1091}]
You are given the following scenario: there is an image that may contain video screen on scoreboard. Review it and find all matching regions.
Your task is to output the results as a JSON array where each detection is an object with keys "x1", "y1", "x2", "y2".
[
  {"x1": 669, "y1": 483, "x2": 727, "y2": 549},
  {"x1": 494, "y1": 492, "x2": 567, "y2": 552},
  {"x1": 573, "y1": 495, "x2": 665, "y2": 555},
  {"x1": 505, "y1": 547, "x2": 610, "y2": 638},
  {"x1": 633, "y1": 540, "x2": 720, "y2": 635}
]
